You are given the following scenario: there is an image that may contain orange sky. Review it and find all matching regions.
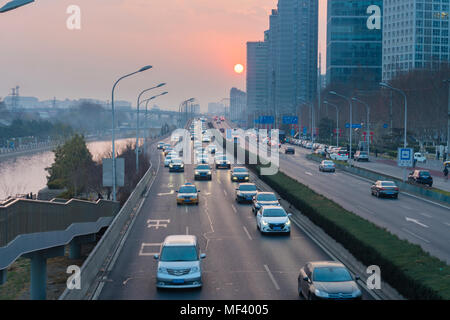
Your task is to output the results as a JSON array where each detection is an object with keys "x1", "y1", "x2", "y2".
[{"x1": 0, "y1": 0, "x2": 327, "y2": 111}]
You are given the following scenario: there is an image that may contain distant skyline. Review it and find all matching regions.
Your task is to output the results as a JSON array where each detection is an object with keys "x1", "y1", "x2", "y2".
[{"x1": 0, "y1": 0, "x2": 327, "y2": 112}]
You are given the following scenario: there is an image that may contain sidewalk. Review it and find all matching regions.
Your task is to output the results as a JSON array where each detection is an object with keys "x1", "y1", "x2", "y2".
[{"x1": 354, "y1": 156, "x2": 450, "y2": 192}]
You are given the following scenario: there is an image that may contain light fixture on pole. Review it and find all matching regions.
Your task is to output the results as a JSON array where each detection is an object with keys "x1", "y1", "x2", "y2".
[
  {"x1": 329, "y1": 91, "x2": 352, "y2": 161},
  {"x1": 136, "y1": 83, "x2": 166, "y2": 173},
  {"x1": 143, "y1": 91, "x2": 168, "y2": 152},
  {"x1": 352, "y1": 97, "x2": 371, "y2": 158},
  {"x1": 111, "y1": 65, "x2": 152, "y2": 201}
]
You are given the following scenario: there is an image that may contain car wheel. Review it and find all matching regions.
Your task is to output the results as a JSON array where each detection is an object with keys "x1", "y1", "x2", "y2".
[
  {"x1": 376, "y1": 191, "x2": 380, "y2": 198},
  {"x1": 394, "y1": 194, "x2": 398, "y2": 199}
]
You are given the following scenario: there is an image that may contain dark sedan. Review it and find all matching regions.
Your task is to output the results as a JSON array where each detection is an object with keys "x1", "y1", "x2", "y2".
[
  {"x1": 285, "y1": 147, "x2": 295, "y2": 154},
  {"x1": 371, "y1": 180, "x2": 399, "y2": 199},
  {"x1": 298, "y1": 261, "x2": 362, "y2": 300},
  {"x1": 252, "y1": 192, "x2": 280, "y2": 214},
  {"x1": 231, "y1": 167, "x2": 249, "y2": 182},
  {"x1": 235, "y1": 183, "x2": 258, "y2": 203},
  {"x1": 168, "y1": 159, "x2": 184, "y2": 172},
  {"x1": 408, "y1": 170, "x2": 433, "y2": 187},
  {"x1": 194, "y1": 164, "x2": 212, "y2": 180}
]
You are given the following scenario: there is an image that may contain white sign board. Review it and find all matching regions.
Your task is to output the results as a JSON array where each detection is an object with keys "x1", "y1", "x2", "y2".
[
  {"x1": 397, "y1": 148, "x2": 413, "y2": 167},
  {"x1": 102, "y1": 158, "x2": 125, "y2": 187}
]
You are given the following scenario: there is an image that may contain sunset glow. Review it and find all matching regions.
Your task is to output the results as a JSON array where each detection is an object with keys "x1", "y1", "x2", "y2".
[{"x1": 234, "y1": 64, "x2": 244, "y2": 74}]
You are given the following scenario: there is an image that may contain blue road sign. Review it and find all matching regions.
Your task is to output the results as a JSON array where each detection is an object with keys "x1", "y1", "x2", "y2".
[
  {"x1": 259, "y1": 116, "x2": 274, "y2": 124},
  {"x1": 226, "y1": 129, "x2": 232, "y2": 139},
  {"x1": 283, "y1": 116, "x2": 298, "y2": 125},
  {"x1": 303, "y1": 127, "x2": 307, "y2": 134},
  {"x1": 345, "y1": 123, "x2": 363, "y2": 129},
  {"x1": 398, "y1": 148, "x2": 413, "y2": 167},
  {"x1": 291, "y1": 129, "x2": 296, "y2": 136},
  {"x1": 383, "y1": 123, "x2": 388, "y2": 128}
]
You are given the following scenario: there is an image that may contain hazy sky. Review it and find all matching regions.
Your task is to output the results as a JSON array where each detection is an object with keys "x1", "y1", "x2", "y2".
[{"x1": 0, "y1": 0, "x2": 327, "y2": 111}]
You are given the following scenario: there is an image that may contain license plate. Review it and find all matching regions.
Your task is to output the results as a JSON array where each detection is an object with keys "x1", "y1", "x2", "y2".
[
  {"x1": 185, "y1": 199, "x2": 191, "y2": 202},
  {"x1": 172, "y1": 279, "x2": 184, "y2": 284},
  {"x1": 273, "y1": 227, "x2": 281, "y2": 230},
  {"x1": 386, "y1": 192, "x2": 393, "y2": 194}
]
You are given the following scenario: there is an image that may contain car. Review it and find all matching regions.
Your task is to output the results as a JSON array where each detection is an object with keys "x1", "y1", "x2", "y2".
[
  {"x1": 157, "y1": 142, "x2": 165, "y2": 149},
  {"x1": 231, "y1": 167, "x2": 249, "y2": 182},
  {"x1": 162, "y1": 143, "x2": 171, "y2": 151},
  {"x1": 319, "y1": 160, "x2": 336, "y2": 172},
  {"x1": 164, "y1": 147, "x2": 174, "y2": 156},
  {"x1": 235, "y1": 183, "x2": 258, "y2": 203},
  {"x1": 305, "y1": 142, "x2": 313, "y2": 149},
  {"x1": 219, "y1": 128, "x2": 225, "y2": 133},
  {"x1": 414, "y1": 152, "x2": 427, "y2": 163},
  {"x1": 298, "y1": 261, "x2": 362, "y2": 300},
  {"x1": 154, "y1": 235, "x2": 206, "y2": 289},
  {"x1": 202, "y1": 135, "x2": 211, "y2": 143},
  {"x1": 176, "y1": 183, "x2": 200, "y2": 205},
  {"x1": 330, "y1": 152, "x2": 349, "y2": 161},
  {"x1": 371, "y1": 180, "x2": 399, "y2": 198},
  {"x1": 194, "y1": 164, "x2": 212, "y2": 180},
  {"x1": 408, "y1": 170, "x2": 433, "y2": 187},
  {"x1": 215, "y1": 155, "x2": 231, "y2": 169},
  {"x1": 193, "y1": 141, "x2": 202, "y2": 149},
  {"x1": 252, "y1": 192, "x2": 280, "y2": 214},
  {"x1": 285, "y1": 147, "x2": 295, "y2": 154},
  {"x1": 354, "y1": 151, "x2": 369, "y2": 162},
  {"x1": 169, "y1": 158, "x2": 184, "y2": 172},
  {"x1": 164, "y1": 155, "x2": 176, "y2": 167},
  {"x1": 256, "y1": 205, "x2": 291, "y2": 235}
]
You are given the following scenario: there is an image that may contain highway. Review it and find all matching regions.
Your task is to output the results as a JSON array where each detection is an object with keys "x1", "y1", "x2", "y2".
[
  {"x1": 97, "y1": 137, "x2": 373, "y2": 300},
  {"x1": 217, "y1": 121, "x2": 450, "y2": 264}
]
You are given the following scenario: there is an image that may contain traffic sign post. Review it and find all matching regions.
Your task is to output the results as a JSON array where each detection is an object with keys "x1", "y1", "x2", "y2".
[{"x1": 398, "y1": 147, "x2": 413, "y2": 182}]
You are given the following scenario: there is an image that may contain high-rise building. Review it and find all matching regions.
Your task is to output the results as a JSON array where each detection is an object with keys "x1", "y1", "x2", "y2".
[
  {"x1": 230, "y1": 88, "x2": 247, "y2": 124},
  {"x1": 326, "y1": 0, "x2": 382, "y2": 88},
  {"x1": 207, "y1": 102, "x2": 226, "y2": 115},
  {"x1": 246, "y1": 41, "x2": 269, "y2": 126},
  {"x1": 383, "y1": 0, "x2": 450, "y2": 81},
  {"x1": 266, "y1": 0, "x2": 318, "y2": 121}
]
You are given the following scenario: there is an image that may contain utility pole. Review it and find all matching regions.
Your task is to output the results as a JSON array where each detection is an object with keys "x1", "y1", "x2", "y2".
[{"x1": 447, "y1": 81, "x2": 450, "y2": 160}]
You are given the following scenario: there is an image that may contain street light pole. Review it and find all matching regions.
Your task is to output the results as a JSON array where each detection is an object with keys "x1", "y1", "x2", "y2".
[
  {"x1": 329, "y1": 91, "x2": 352, "y2": 162},
  {"x1": 443, "y1": 80, "x2": 450, "y2": 160},
  {"x1": 136, "y1": 83, "x2": 166, "y2": 173},
  {"x1": 380, "y1": 82, "x2": 408, "y2": 181},
  {"x1": 352, "y1": 97, "x2": 371, "y2": 158},
  {"x1": 0, "y1": 0, "x2": 34, "y2": 13},
  {"x1": 142, "y1": 91, "x2": 168, "y2": 154},
  {"x1": 111, "y1": 65, "x2": 152, "y2": 201},
  {"x1": 324, "y1": 100, "x2": 339, "y2": 147}
]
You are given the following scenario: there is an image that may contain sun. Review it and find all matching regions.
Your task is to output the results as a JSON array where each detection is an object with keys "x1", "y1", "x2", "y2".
[{"x1": 234, "y1": 64, "x2": 244, "y2": 74}]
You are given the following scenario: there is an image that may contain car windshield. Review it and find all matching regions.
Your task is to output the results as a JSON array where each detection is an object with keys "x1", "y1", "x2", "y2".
[
  {"x1": 197, "y1": 165, "x2": 210, "y2": 170},
  {"x1": 324, "y1": 161, "x2": 334, "y2": 165},
  {"x1": 172, "y1": 160, "x2": 182, "y2": 164},
  {"x1": 381, "y1": 182, "x2": 396, "y2": 187},
  {"x1": 240, "y1": 184, "x2": 257, "y2": 191},
  {"x1": 420, "y1": 171, "x2": 430, "y2": 177},
  {"x1": 179, "y1": 186, "x2": 196, "y2": 193},
  {"x1": 313, "y1": 267, "x2": 353, "y2": 282},
  {"x1": 257, "y1": 193, "x2": 277, "y2": 201},
  {"x1": 234, "y1": 168, "x2": 248, "y2": 173},
  {"x1": 160, "y1": 246, "x2": 198, "y2": 262},
  {"x1": 263, "y1": 208, "x2": 286, "y2": 217}
]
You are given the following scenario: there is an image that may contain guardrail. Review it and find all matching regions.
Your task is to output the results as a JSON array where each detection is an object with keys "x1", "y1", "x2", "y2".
[{"x1": 59, "y1": 142, "x2": 160, "y2": 300}]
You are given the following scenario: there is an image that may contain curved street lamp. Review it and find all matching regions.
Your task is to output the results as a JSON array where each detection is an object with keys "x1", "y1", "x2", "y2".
[
  {"x1": 329, "y1": 91, "x2": 353, "y2": 161},
  {"x1": 0, "y1": 0, "x2": 34, "y2": 13},
  {"x1": 135, "y1": 83, "x2": 166, "y2": 173},
  {"x1": 110, "y1": 65, "x2": 152, "y2": 201},
  {"x1": 323, "y1": 100, "x2": 339, "y2": 147},
  {"x1": 352, "y1": 97, "x2": 371, "y2": 157},
  {"x1": 142, "y1": 91, "x2": 168, "y2": 152}
]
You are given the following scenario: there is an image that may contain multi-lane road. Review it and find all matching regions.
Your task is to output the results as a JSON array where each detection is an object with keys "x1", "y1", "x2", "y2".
[
  {"x1": 218, "y1": 121, "x2": 450, "y2": 264},
  {"x1": 97, "y1": 137, "x2": 372, "y2": 300}
]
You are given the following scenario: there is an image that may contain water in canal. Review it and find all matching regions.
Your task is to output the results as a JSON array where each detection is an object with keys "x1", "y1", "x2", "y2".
[{"x1": 0, "y1": 138, "x2": 134, "y2": 200}]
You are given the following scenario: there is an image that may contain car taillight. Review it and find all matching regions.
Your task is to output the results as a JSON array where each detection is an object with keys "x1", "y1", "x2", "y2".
[{"x1": 394, "y1": 188, "x2": 399, "y2": 191}]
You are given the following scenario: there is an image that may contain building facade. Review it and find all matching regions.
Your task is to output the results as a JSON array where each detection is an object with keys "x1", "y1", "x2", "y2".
[
  {"x1": 246, "y1": 41, "x2": 269, "y2": 126},
  {"x1": 383, "y1": 0, "x2": 450, "y2": 81},
  {"x1": 229, "y1": 88, "x2": 247, "y2": 124},
  {"x1": 327, "y1": 0, "x2": 383, "y2": 88}
]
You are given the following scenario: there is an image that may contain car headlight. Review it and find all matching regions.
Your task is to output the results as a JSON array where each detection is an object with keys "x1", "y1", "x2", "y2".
[
  {"x1": 285, "y1": 219, "x2": 291, "y2": 226},
  {"x1": 261, "y1": 220, "x2": 268, "y2": 226},
  {"x1": 195, "y1": 171, "x2": 199, "y2": 175},
  {"x1": 226, "y1": 160, "x2": 230, "y2": 164},
  {"x1": 207, "y1": 171, "x2": 211, "y2": 175},
  {"x1": 245, "y1": 176, "x2": 249, "y2": 180},
  {"x1": 158, "y1": 267, "x2": 168, "y2": 274},
  {"x1": 190, "y1": 266, "x2": 199, "y2": 273},
  {"x1": 315, "y1": 289, "x2": 329, "y2": 298},
  {"x1": 180, "y1": 164, "x2": 184, "y2": 167},
  {"x1": 352, "y1": 289, "x2": 362, "y2": 298},
  {"x1": 169, "y1": 164, "x2": 173, "y2": 167}
]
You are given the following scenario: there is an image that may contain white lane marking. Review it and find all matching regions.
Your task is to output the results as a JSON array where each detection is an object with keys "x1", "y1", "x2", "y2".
[
  {"x1": 405, "y1": 217, "x2": 429, "y2": 228},
  {"x1": 223, "y1": 189, "x2": 228, "y2": 196},
  {"x1": 401, "y1": 228, "x2": 431, "y2": 244},
  {"x1": 231, "y1": 204, "x2": 237, "y2": 213},
  {"x1": 157, "y1": 190, "x2": 174, "y2": 196},
  {"x1": 400, "y1": 204, "x2": 412, "y2": 210},
  {"x1": 264, "y1": 264, "x2": 280, "y2": 291},
  {"x1": 243, "y1": 226, "x2": 252, "y2": 240},
  {"x1": 305, "y1": 171, "x2": 313, "y2": 176},
  {"x1": 139, "y1": 243, "x2": 162, "y2": 256},
  {"x1": 147, "y1": 219, "x2": 170, "y2": 229}
]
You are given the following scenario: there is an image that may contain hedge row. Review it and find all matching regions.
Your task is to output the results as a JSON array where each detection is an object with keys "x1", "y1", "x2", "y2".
[{"x1": 231, "y1": 143, "x2": 450, "y2": 300}]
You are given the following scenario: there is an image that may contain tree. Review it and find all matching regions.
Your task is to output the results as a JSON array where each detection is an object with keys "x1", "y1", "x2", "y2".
[{"x1": 46, "y1": 134, "x2": 99, "y2": 196}]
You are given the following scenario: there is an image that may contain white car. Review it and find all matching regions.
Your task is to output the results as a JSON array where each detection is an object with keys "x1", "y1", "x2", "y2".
[
  {"x1": 256, "y1": 206, "x2": 292, "y2": 235},
  {"x1": 202, "y1": 135, "x2": 211, "y2": 143},
  {"x1": 414, "y1": 152, "x2": 427, "y2": 163},
  {"x1": 164, "y1": 155, "x2": 175, "y2": 167},
  {"x1": 330, "y1": 152, "x2": 349, "y2": 161}
]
